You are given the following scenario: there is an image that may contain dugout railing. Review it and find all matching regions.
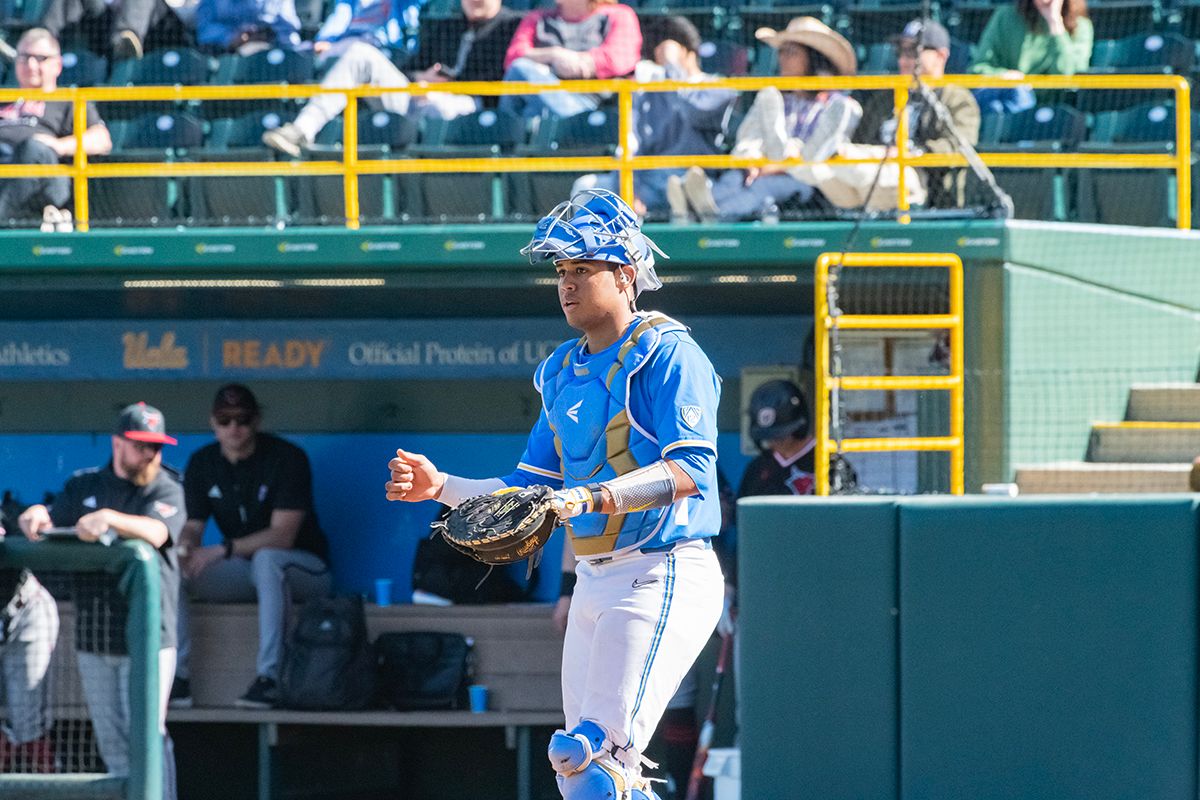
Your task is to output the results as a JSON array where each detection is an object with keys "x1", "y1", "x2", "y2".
[
  {"x1": 0, "y1": 73, "x2": 1189, "y2": 231},
  {"x1": 0, "y1": 538, "x2": 162, "y2": 800}
]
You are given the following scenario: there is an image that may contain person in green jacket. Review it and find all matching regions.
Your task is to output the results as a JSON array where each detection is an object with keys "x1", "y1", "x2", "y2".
[{"x1": 969, "y1": 0, "x2": 1093, "y2": 113}]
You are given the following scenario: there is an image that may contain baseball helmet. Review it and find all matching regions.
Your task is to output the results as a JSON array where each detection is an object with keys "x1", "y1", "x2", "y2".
[
  {"x1": 520, "y1": 188, "x2": 666, "y2": 296},
  {"x1": 748, "y1": 379, "x2": 810, "y2": 442}
]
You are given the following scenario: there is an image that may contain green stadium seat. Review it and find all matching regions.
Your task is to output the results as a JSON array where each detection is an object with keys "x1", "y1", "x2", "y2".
[
  {"x1": 211, "y1": 48, "x2": 315, "y2": 85},
  {"x1": 1076, "y1": 102, "x2": 1200, "y2": 227},
  {"x1": 188, "y1": 111, "x2": 294, "y2": 226},
  {"x1": 58, "y1": 50, "x2": 108, "y2": 87},
  {"x1": 840, "y1": 1, "x2": 936, "y2": 46},
  {"x1": 296, "y1": 111, "x2": 421, "y2": 224},
  {"x1": 945, "y1": 0, "x2": 1002, "y2": 45},
  {"x1": 698, "y1": 39, "x2": 750, "y2": 76},
  {"x1": 510, "y1": 109, "x2": 619, "y2": 219},
  {"x1": 105, "y1": 48, "x2": 213, "y2": 121},
  {"x1": 859, "y1": 41, "x2": 898, "y2": 74},
  {"x1": 1087, "y1": 33, "x2": 1194, "y2": 73},
  {"x1": 89, "y1": 112, "x2": 204, "y2": 227},
  {"x1": 989, "y1": 104, "x2": 1087, "y2": 221},
  {"x1": 407, "y1": 109, "x2": 526, "y2": 221},
  {"x1": 1084, "y1": 0, "x2": 1161, "y2": 40}
]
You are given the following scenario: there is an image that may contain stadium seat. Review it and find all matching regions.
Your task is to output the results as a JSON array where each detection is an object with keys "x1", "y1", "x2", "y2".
[
  {"x1": 105, "y1": 48, "x2": 212, "y2": 120},
  {"x1": 510, "y1": 108, "x2": 619, "y2": 219},
  {"x1": 186, "y1": 110, "x2": 298, "y2": 226},
  {"x1": 839, "y1": 0, "x2": 935, "y2": 46},
  {"x1": 89, "y1": 112, "x2": 204, "y2": 227},
  {"x1": 408, "y1": 109, "x2": 526, "y2": 221},
  {"x1": 59, "y1": 50, "x2": 108, "y2": 87},
  {"x1": 699, "y1": 39, "x2": 750, "y2": 76},
  {"x1": 1084, "y1": 0, "x2": 1161, "y2": 40},
  {"x1": 945, "y1": 0, "x2": 1001, "y2": 45},
  {"x1": 1087, "y1": 33, "x2": 1195, "y2": 73},
  {"x1": 1076, "y1": 102, "x2": 1200, "y2": 227},
  {"x1": 297, "y1": 110, "x2": 421, "y2": 224},
  {"x1": 859, "y1": 41, "x2": 898, "y2": 74},
  {"x1": 211, "y1": 48, "x2": 315, "y2": 85},
  {"x1": 988, "y1": 105, "x2": 1087, "y2": 221}
]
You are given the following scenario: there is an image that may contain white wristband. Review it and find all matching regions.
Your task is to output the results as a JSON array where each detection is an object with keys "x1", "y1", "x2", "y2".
[{"x1": 436, "y1": 474, "x2": 507, "y2": 508}]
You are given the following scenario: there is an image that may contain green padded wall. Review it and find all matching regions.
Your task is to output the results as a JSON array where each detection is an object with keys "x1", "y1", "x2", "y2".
[
  {"x1": 900, "y1": 495, "x2": 1199, "y2": 800},
  {"x1": 739, "y1": 497, "x2": 899, "y2": 800},
  {"x1": 739, "y1": 495, "x2": 1200, "y2": 799}
]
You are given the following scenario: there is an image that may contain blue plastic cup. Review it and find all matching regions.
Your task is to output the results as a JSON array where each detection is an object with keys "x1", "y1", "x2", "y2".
[
  {"x1": 374, "y1": 578, "x2": 393, "y2": 607},
  {"x1": 468, "y1": 684, "x2": 489, "y2": 713}
]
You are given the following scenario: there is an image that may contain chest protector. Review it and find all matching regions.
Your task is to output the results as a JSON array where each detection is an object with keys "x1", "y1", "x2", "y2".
[{"x1": 535, "y1": 313, "x2": 686, "y2": 557}]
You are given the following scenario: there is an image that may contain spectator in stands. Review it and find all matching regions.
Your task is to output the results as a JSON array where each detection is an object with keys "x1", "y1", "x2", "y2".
[
  {"x1": 311, "y1": 0, "x2": 422, "y2": 63},
  {"x1": 807, "y1": 19, "x2": 981, "y2": 210},
  {"x1": 0, "y1": 567, "x2": 58, "y2": 774},
  {"x1": 572, "y1": 15, "x2": 737, "y2": 218},
  {"x1": 969, "y1": 0, "x2": 1093, "y2": 113},
  {"x1": 39, "y1": 0, "x2": 184, "y2": 60},
  {"x1": 17, "y1": 402, "x2": 183, "y2": 797},
  {"x1": 670, "y1": 16, "x2": 860, "y2": 222},
  {"x1": 497, "y1": 0, "x2": 641, "y2": 120},
  {"x1": 173, "y1": 384, "x2": 331, "y2": 710},
  {"x1": 195, "y1": 0, "x2": 302, "y2": 53},
  {"x1": 263, "y1": 0, "x2": 521, "y2": 157},
  {"x1": 0, "y1": 29, "x2": 111, "y2": 233}
]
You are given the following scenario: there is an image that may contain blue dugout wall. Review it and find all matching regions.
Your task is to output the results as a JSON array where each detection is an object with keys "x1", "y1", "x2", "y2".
[
  {"x1": 0, "y1": 432, "x2": 752, "y2": 603},
  {"x1": 738, "y1": 495, "x2": 1200, "y2": 800}
]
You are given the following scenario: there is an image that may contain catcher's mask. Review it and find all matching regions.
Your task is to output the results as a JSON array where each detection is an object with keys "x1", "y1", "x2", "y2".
[
  {"x1": 749, "y1": 379, "x2": 811, "y2": 442},
  {"x1": 520, "y1": 188, "x2": 667, "y2": 297}
]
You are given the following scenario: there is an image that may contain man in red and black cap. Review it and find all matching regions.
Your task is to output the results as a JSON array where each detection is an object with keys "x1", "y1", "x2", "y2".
[
  {"x1": 18, "y1": 401, "x2": 183, "y2": 798},
  {"x1": 173, "y1": 384, "x2": 330, "y2": 710}
]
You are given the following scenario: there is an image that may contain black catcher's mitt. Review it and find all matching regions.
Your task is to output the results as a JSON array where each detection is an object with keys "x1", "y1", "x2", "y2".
[{"x1": 434, "y1": 485, "x2": 558, "y2": 567}]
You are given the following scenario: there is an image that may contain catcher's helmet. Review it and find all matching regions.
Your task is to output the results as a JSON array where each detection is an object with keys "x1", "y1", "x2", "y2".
[
  {"x1": 520, "y1": 188, "x2": 666, "y2": 296},
  {"x1": 749, "y1": 379, "x2": 810, "y2": 442}
]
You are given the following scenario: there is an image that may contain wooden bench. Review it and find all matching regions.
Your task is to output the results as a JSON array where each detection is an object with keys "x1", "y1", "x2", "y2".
[{"x1": 168, "y1": 602, "x2": 566, "y2": 800}]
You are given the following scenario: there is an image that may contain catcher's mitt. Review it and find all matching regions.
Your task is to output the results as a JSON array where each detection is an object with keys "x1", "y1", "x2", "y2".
[{"x1": 434, "y1": 485, "x2": 558, "y2": 567}]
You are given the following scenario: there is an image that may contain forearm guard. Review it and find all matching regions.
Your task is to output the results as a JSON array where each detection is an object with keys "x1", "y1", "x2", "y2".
[{"x1": 598, "y1": 461, "x2": 677, "y2": 515}]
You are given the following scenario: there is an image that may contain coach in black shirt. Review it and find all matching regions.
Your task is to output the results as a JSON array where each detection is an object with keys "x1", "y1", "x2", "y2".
[
  {"x1": 174, "y1": 384, "x2": 330, "y2": 710},
  {"x1": 18, "y1": 401, "x2": 183, "y2": 792}
]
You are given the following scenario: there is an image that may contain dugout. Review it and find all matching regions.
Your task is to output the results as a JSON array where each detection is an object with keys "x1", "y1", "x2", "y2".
[{"x1": 0, "y1": 218, "x2": 1195, "y2": 598}]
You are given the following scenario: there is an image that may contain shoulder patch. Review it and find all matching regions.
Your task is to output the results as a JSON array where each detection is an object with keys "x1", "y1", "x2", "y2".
[
  {"x1": 680, "y1": 405, "x2": 702, "y2": 429},
  {"x1": 154, "y1": 500, "x2": 180, "y2": 519}
]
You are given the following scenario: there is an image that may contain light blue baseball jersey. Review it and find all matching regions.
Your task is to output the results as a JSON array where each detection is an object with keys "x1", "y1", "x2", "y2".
[{"x1": 500, "y1": 313, "x2": 722, "y2": 557}]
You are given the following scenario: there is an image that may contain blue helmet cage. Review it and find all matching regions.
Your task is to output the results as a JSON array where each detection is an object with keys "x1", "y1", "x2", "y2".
[{"x1": 520, "y1": 188, "x2": 667, "y2": 297}]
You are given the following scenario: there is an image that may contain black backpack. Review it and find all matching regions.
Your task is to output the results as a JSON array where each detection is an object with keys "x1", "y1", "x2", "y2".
[
  {"x1": 375, "y1": 631, "x2": 473, "y2": 710},
  {"x1": 279, "y1": 595, "x2": 377, "y2": 710},
  {"x1": 412, "y1": 507, "x2": 537, "y2": 604}
]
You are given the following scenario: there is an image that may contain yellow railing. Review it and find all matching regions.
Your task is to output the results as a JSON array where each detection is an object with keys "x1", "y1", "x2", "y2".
[
  {"x1": 0, "y1": 72, "x2": 1190, "y2": 231},
  {"x1": 813, "y1": 252, "x2": 965, "y2": 496}
]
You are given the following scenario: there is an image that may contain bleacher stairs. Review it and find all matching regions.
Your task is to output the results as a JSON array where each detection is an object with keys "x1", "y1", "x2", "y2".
[{"x1": 1016, "y1": 382, "x2": 1200, "y2": 493}]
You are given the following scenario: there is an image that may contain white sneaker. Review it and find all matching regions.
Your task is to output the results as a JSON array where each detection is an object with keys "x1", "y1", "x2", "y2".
[
  {"x1": 262, "y1": 123, "x2": 309, "y2": 158},
  {"x1": 40, "y1": 205, "x2": 60, "y2": 233},
  {"x1": 801, "y1": 94, "x2": 863, "y2": 164},
  {"x1": 55, "y1": 208, "x2": 72, "y2": 233},
  {"x1": 682, "y1": 166, "x2": 718, "y2": 223}
]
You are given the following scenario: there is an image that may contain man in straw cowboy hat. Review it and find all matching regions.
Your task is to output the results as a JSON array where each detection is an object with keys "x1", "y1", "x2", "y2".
[{"x1": 669, "y1": 15, "x2": 861, "y2": 222}]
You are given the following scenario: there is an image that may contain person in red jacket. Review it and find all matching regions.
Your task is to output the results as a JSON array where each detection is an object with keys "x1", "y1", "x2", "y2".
[{"x1": 498, "y1": 0, "x2": 641, "y2": 120}]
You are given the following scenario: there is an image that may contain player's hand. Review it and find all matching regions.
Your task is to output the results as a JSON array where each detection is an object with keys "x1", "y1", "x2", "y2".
[
  {"x1": 386, "y1": 448, "x2": 445, "y2": 502},
  {"x1": 17, "y1": 504, "x2": 51, "y2": 540},
  {"x1": 550, "y1": 486, "x2": 595, "y2": 519},
  {"x1": 716, "y1": 582, "x2": 737, "y2": 637},
  {"x1": 552, "y1": 595, "x2": 571, "y2": 635},
  {"x1": 313, "y1": 40, "x2": 331, "y2": 54},
  {"x1": 75, "y1": 509, "x2": 113, "y2": 542},
  {"x1": 183, "y1": 544, "x2": 225, "y2": 579}
]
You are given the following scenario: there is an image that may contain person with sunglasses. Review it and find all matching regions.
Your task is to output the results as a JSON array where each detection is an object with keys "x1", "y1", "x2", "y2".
[
  {"x1": 0, "y1": 28, "x2": 111, "y2": 232},
  {"x1": 173, "y1": 384, "x2": 331, "y2": 710},
  {"x1": 17, "y1": 402, "x2": 183, "y2": 799}
]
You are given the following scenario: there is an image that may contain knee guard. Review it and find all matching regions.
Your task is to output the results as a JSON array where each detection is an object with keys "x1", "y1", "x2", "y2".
[
  {"x1": 555, "y1": 760, "x2": 663, "y2": 800},
  {"x1": 548, "y1": 720, "x2": 608, "y2": 776}
]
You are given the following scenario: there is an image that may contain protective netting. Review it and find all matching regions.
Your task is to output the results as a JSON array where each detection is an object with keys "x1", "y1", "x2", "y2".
[
  {"x1": 0, "y1": 567, "x2": 119, "y2": 774},
  {"x1": 0, "y1": 0, "x2": 1190, "y2": 227}
]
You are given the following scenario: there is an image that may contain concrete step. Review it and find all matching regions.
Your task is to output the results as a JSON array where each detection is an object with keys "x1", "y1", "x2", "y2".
[
  {"x1": 1015, "y1": 462, "x2": 1194, "y2": 494},
  {"x1": 1086, "y1": 422, "x2": 1200, "y2": 463},
  {"x1": 1127, "y1": 383, "x2": 1200, "y2": 422}
]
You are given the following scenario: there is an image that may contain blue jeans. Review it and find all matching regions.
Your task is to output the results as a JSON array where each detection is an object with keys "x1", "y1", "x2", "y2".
[
  {"x1": 497, "y1": 57, "x2": 599, "y2": 120},
  {"x1": 711, "y1": 169, "x2": 814, "y2": 221},
  {"x1": 973, "y1": 85, "x2": 1036, "y2": 115}
]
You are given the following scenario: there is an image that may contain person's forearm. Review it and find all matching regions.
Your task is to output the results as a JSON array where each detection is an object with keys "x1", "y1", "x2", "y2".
[
  {"x1": 106, "y1": 510, "x2": 170, "y2": 548},
  {"x1": 228, "y1": 524, "x2": 296, "y2": 556},
  {"x1": 81, "y1": 125, "x2": 112, "y2": 155}
]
